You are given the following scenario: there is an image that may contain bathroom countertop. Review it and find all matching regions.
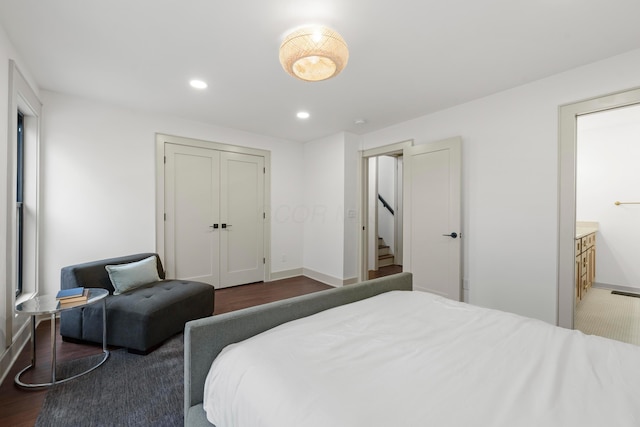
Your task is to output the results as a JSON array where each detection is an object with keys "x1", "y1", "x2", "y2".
[{"x1": 576, "y1": 224, "x2": 598, "y2": 239}]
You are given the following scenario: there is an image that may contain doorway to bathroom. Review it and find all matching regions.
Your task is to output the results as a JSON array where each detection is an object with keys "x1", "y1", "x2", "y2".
[
  {"x1": 573, "y1": 103, "x2": 640, "y2": 344},
  {"x1": 558, "y1": 86, "x2": 640, "y2": 335}
]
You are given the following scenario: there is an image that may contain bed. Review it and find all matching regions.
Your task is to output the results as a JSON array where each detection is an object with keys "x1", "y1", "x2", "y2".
[{"x1": 184, "y1": 272, "x2": 640, "y2": 426}]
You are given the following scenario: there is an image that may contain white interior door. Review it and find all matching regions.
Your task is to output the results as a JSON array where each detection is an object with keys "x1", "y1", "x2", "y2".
[
  {"x1": 219, "y1": 152, "x2": 265, "y2": 287},
  {"x1": 165, "y1": 143, "x2": 220, "y2": 285},
  {"x1": 404, "y1": 137, "x2": 462, "y2": 300},
  {"x1": 164, "y1": 144, "x2": 265, "y2": 289}
]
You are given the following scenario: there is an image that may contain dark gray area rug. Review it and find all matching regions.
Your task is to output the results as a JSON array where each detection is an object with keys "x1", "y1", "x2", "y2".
[{"x1": 35, "y1": 334, "x2": 183, "y2": 427}]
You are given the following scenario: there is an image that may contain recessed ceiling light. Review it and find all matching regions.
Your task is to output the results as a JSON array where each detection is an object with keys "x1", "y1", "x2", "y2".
[
  {"x1": 354, "y1": 118, "x2": 368, "y2": 125},
  {"x1": 189, "y1": 79, "x2": 208, "y2": 89},
  {"x1": 297, "y1": 111, "x2": 310, "y2": 119}
]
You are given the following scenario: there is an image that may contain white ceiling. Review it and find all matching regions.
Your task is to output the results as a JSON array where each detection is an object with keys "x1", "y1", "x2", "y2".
[{"x1": 1, "y1": 0, "x2": 640, "y2": 143}]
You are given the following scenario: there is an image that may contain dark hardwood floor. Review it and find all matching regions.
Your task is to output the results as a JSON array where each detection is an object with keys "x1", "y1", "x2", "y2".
[
  {"x1": 213, "y1": 276, "x2": 331, "y2": 315},
  {"x1": 0, "y1": 267, "x2": 400, "y2": 426},
  {"x1": 369, "y1": 264, "x2": 402, "y2": 279}
]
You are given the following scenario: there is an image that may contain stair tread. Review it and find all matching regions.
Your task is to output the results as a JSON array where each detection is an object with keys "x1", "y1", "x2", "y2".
[{"x1": 378, "y1": 254, "x2": 394, "y2": 259}]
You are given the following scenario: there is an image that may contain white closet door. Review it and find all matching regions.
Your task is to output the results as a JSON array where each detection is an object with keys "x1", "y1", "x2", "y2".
[
  {"x1": 219, "y1": 152, "x2": 265, "y2": 288},
  {"x1": 165, "y1": 143, "x2": 220, "y2": 285},
  {"x1": 164, "y1": 144, "x2": 265, "y2": 289}
]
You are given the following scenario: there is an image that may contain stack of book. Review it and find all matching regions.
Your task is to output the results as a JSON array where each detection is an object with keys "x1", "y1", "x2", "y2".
[{"x1": 56, "y1": 287, "x2": 89, "y2": 304}]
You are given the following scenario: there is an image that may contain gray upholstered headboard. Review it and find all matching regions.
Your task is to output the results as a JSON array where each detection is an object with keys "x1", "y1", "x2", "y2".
[{"x1": 184, "y1": 272, "x2": 413, "y2": 426}]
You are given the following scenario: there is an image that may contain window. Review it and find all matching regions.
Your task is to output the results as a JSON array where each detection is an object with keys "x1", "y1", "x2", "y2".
[
  {"x1": 16, "y1": 111, "x2": 24, "y2": 297},
  {"x1": 7, "y1": 60, "x2": 41, "y2": 309}
]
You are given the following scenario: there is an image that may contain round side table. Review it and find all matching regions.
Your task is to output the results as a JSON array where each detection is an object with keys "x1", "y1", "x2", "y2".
[{"x1": 14, "y1": 288, "x2": 110, "y2": 389}]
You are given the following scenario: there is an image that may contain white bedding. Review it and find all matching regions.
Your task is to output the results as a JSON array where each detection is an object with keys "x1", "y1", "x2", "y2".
[{"x1": 203, "y1": 291, "x2": 640, "y2": 427}]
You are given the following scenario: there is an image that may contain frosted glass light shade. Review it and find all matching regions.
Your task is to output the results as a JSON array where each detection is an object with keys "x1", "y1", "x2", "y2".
[{"x1": 279, "y1": 26, "x2": 349, "y2": 82}]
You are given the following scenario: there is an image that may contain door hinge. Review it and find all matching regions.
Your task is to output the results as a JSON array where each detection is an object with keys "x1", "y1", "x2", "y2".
[
  {"x1": 263, "y1": 212, "x2": 266, "y2": 219},
  {"x1": 164, "y1": 213, "x2": 166, "y2": 221},
  {"x1": 263, "y1": 257, "x2": 266, "y2": 264},
  {"x1": 164, "y1": 156, "x2": 166, "y2": 164},
  {"x1": 263, "y1": 167, "x2": 266, "y2": 174}
]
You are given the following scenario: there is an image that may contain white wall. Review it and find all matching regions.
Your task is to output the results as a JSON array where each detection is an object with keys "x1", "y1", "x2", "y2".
[
  {"x1": 361, "y1": 49, "x2": 640, "y2": 324},
  {"x1": 342, "y1": 132, "x2": 359, "y2": 281},
  {"x1": 39, "y1": 91, "x2": 305, "y2": 298},
  {"x1": 301, "y1": 131, "x2": 360, "y2": 284},
  {"x1": 302, "y1": 133, "x2": 346, "y2": 281},
  {"x1": 577, "y1": 104, "x2": 640, "y2": 290}
]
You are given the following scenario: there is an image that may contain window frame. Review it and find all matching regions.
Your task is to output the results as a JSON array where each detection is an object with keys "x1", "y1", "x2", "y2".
[{"x1": 5, "y1": 60, "x2": 42, "y2": 345}]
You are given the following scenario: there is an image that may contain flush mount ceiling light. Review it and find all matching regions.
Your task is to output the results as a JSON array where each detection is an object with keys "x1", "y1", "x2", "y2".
[{"x1": 279, "y1": 25, "x2": 349, "y2": 82}]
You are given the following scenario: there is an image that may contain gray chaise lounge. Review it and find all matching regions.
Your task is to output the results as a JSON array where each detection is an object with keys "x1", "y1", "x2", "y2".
[{"x1": 60, "y1": 253, "x2": 214, "y2": 353}]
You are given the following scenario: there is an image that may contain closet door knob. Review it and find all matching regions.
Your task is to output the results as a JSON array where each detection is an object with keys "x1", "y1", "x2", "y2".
[{"x1": 442, "y1": 232, "x2": 458, "y2": 239}]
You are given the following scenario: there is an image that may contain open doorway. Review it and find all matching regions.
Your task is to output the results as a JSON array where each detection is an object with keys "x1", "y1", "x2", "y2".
[
  {"x1": 359, "y1": 141, "x2": 412, "y2": 281},
  {"x1": 573, "y1": 104, "x2": 640, "y2": 344},
  {"x1": 367, "y1": 154, "x2": 403, "y2": 279},
  {"x1": 558, "y1": 86, "x2": 640, "y2": 329}
]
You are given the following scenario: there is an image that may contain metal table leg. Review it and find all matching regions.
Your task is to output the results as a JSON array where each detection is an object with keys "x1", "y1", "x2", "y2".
[
  {"x1": 15, "y1": 300, "x2": 110, "y2": 389},
  {"x1": 50, "y1": 313, "x2": 56, "y2": 384}
]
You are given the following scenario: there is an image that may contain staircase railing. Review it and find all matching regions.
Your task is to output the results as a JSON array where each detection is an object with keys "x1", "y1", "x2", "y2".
[{"x1": 378, "y1": 194, "x2": 394, "y2": 215}]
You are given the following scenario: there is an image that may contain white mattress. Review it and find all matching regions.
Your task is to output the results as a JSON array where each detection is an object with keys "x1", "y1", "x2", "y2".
[{"x1": 203, "y1": 290, "x2": 640, "y2": 427}]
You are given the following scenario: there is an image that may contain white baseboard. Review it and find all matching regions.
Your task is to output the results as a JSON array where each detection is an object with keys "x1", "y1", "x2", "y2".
[
  {"x1": 593, "y1": 282, "x2": 640, "y2": 294},
  {"x1": 269, "y1": 268, "x2": 304, "y2": 281},
  {"x1": 269, "y1": 268, "x2": 358, "y2": 287},
  {"x1": 302, "y1": 268, "x2": 339, "y2": 287},
  {"x1": 0, "y1": 319, "x2": 31, "y2": 386},
  {"x1": 343, "y1": 276, "x2": 359, "y2": 286},
  {"x1": 302, "y1": 268, "x2": 357, "y2": 287}
]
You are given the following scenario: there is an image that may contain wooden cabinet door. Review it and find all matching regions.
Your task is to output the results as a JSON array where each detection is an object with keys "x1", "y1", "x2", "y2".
[{"x1": 575, "y1": 253, "x2": 582, "y2": 301}]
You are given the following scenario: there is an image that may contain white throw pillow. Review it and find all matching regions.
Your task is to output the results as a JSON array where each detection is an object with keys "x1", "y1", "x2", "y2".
[{"x1": 105, "y1": 256, "x2": 160, "y2": 295}]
